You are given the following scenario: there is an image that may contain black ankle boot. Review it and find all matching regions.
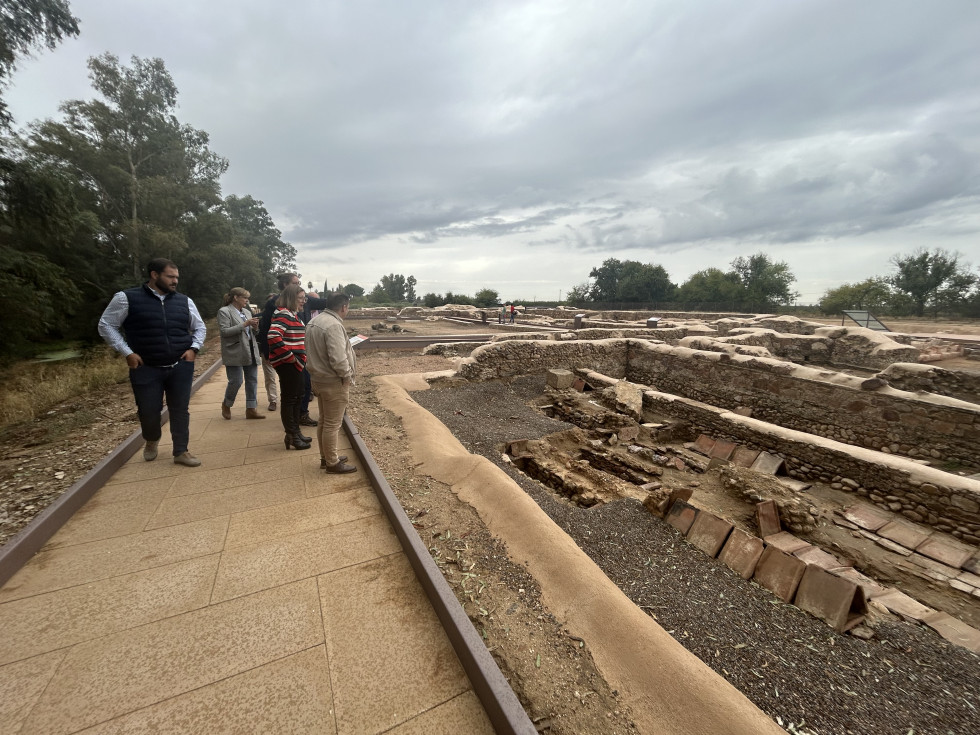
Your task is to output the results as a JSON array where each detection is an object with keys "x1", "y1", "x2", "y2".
[{"x1": 284, "y1": 433, "x2": 311, "y2": 450}]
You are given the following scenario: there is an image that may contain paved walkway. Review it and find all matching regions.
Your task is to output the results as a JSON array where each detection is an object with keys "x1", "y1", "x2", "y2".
[{"x1": 0, "y1": 372, "x2": 495, "y2": 734}]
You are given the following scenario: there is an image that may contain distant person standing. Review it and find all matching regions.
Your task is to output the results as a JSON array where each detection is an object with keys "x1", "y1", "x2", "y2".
[
  {"x1": 217, "y1": 287, "x2": 266, "y2": 421},
  {"x1": 260, "y1": 292, "x2": 279, "y2": 412},
  {"x1": 98, "y1": 258, "x2": 205, "y2": 466},
  {"x1": 510, "y1": 304, "x2": 517, "y2": 323},
  {"x1": 306, "y1": 292, "x2": 357, "y2": 473},
  {"x1": 500, "y1": 304, "x2": 507, "y2": 324}
]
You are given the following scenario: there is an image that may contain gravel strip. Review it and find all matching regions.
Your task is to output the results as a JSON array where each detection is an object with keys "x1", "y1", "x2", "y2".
[{"x1": 414, "y1": 375, "x2": 980, "y2": 735}]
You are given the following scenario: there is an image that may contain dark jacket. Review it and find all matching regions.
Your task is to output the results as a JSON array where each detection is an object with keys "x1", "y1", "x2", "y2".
[
  {"x1": 122, "y1": 284, "x2": 193, "y2": 366},
  {"x1": 258, "y1": 292, "x2": 327, "y2": 357}
]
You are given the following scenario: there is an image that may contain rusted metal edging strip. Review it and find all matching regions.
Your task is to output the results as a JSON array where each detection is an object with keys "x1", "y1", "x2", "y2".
[
  {"x1": 0, "y1": 359, "x2": 224, "y2": 588},
  {"x1": 343, "y1": 415, "x2": 536, "y2": 735}
]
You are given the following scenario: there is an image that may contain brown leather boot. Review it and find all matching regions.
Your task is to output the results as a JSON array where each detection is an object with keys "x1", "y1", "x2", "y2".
[
  {"x1": 245, "y1": 407, "x2": 267, "y2": 420},
  {"x1": 221, "y1": 404, "x2": 231, "y2": 420}
]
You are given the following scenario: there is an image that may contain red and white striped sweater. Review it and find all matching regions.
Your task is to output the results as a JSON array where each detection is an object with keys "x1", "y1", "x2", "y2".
[{"x1": 267, "y1": 308, "x2": 306, "y2": 371}]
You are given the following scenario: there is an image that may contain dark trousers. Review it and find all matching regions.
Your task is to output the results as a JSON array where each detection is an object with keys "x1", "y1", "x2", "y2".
[
  {"x1": 301, "y1": 368, "x2": 312, "y2": 414},
  {"x1": 275, "y1": 364, "x2": 306, "y2": 435},
  {"x1": 129, "y1": 360, "x2": 194, "y2": 456}
]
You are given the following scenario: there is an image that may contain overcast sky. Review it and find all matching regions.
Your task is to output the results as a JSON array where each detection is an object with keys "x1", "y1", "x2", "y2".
[{"x1": 8, "y1": 0, "x2": 980, "y2": 303}]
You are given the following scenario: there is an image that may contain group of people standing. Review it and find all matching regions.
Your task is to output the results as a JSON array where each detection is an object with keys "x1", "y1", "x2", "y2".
[{"x1": 98, "y1": 259, "x2": 356, "y2": 474}]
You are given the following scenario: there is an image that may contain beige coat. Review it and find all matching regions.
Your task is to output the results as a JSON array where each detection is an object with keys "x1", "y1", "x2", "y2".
[
  {"x1": 305, "y1": 309, "x2": 356, "y2": 382},
  {"x1": 217, "y1": 305, "x2": 260, "y2": 366}
]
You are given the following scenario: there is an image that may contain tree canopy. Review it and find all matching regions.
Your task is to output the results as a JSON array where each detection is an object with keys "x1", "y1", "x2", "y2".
[
  {"x1": 0, "y1": 0, "x2": 79, "y2": 126},
  {"x1": 0, "y1": 52, "x2": 296, "y2": 359}
]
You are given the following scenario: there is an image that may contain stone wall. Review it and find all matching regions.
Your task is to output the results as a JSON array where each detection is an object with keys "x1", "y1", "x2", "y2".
[
  {"x1": 880, "y1": 363, "x2": 980, "y2": 404},
  {"x1": 456, "y1": 339, "x2": 980, "y2": 469},
  {"x1": 457, "y1": 339, "x2": 630, "y2": 382},
  {"x1": 633, "y1": 388, "x2": 980, "y2": 546},
  {"x1": 684, "y1": 326, "x2": 920, "y2": 370},
  {"x1": 626, "y1": 340, "x2": 979, "y2": 470}
]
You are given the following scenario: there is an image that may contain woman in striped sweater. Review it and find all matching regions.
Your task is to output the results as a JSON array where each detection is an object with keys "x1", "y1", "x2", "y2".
[{"x1": 267, "y1": 284, "x2": 311, "y2": 450}]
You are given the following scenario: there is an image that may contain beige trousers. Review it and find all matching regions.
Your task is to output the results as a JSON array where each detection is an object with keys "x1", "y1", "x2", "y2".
[{"x1": 313, "y1": 378, "x2": 349, "y2": 465}]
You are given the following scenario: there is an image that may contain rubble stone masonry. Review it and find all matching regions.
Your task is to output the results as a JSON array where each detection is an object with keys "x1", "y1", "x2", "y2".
[{"x1": 456, "y1": 338, "x2": 980, "y2": 543}]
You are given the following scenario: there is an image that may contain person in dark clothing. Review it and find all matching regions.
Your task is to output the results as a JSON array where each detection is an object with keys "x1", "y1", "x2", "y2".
[
  {"x1": 98, "y1": 258, "x2": 206, "y2": 467},
  {"x1": 257, "y1": 272, "x2": 328, "y2": 426}
]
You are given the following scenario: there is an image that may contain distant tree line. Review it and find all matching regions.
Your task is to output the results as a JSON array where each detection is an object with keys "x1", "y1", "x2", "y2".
[
  {"x1": 818, "y1": 249, "x2": 979, "y2": 318},
  {"x1": 565, "y1": 252, "x2": 800, "y2": 312},
  {"x1": 1, "y1": 6, "x2": 296, "y2": 360},
  {"x1": 564, "y1": 248, "x2": 979, "y2": 318}
]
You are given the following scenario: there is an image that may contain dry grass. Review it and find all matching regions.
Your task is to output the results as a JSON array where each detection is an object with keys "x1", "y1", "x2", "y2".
[{"x1": 0, "y1": 346, "x2": 129, "y2": 429}]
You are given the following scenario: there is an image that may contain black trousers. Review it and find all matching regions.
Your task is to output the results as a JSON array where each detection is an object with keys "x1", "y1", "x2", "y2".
[{"x1": 274, "y1": 364, "x2": 305, "y2": 435}]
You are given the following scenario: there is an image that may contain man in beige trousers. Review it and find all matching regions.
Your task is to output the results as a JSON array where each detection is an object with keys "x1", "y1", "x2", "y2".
[{"x1": 305, "y1": 292, "x2": 357, "y2": 473}]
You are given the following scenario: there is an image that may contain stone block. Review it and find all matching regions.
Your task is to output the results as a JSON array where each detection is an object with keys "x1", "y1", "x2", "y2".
[
  {"x1": 719, "y1": 528, "x2": 764, "y2": 579},
  {"x1": 692, "y1": 435, "x2": 715, "y2": 456},
  {"x1": 750, "y1": 452, "x2": 784, "y2": 475},
  {"x1": 755, "y1": 500, "x2": 781, "y2": 538},
  {"x1": 572, "y1": 377, "x2": 588, "y2": 392},
  {"x1": 878, "y1": 520, "x2": 931, "y2": 551},
  {"x1": 764, "y1": 531, "x2": 810, "y2": 555},
  {"x1": 546, "y1": 369, "x2": 575, "y2": 389},
  {"x1": 733, "y1": 406, "x2": 754, "y2": 417},
  {"x1": 753, "y1": 546, "x2": 807, "y2": 602},
  {"x1": 965, "y1": 556, "x2": 980, "y2": 575},
  {"x1": 794, "y1": 546, "x2": 844, "y2": 571},
  {"x1": 921, "y1": 612, "x2": 980, "y2": 653},
  {"x1": 874, "y1": 589, "x2": 934, "y2": 621},
  {"x1": 841, "y1": 504, "x2": 892, "y2": 532},
  {"x1": 731, "y1": 447, "x2": 760, "y2": 468},
  {"x1": 832, "y1": 567, "x2": 887, "y2": 599},
  {"x1": 707, "y1": 457, "x2": 730, "y2": 470},
  {"x1": 915, "y1": 537, "x2": 974, "y2": 569},
  {"x1": 872, "y1": 535, "x2": 914, "y2": 557},
  {"x1": 686, "y1": 512, "x2": 734, "y2": 558},
  {"x1": 794, "y1": 565, "x2": 868, "y2": 632},
  {"x1": 665, "y1": 500, "x2": 698, "y2": 535},
  {"x1": 709, "y1": 439, "x2": 736, "y2": 461}
]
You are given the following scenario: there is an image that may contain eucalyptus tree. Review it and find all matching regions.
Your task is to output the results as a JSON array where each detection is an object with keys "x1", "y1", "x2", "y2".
[
  {"x1": 0, "y1": 0, "x2": 79, "y2": 126},
  {"x1": 29, "y1": 53, "x2": 228, "y2": 280}
]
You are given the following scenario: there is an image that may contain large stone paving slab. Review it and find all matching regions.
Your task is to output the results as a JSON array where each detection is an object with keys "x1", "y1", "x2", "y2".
[
  {"x1": 318, "y1": 554, "x2": 476, "y2": 734},
  {"x1": 0, "y1": 517, "x2": 228, "y2": 604},
  {"x1": 18, "y1": 579, "x2": 323, "y2": 735}
]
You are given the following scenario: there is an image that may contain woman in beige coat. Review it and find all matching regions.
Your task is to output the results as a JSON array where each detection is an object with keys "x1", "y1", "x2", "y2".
[{"x1": 217, "y1": 287, "x2": 266, "y2": 420}]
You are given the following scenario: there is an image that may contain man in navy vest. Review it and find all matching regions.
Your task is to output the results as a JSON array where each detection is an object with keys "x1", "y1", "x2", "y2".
[{"x1": 98, "y1": 258, "x2": 207, "y2": 466}]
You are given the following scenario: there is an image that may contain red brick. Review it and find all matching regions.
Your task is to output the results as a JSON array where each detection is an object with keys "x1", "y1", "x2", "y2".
[
  {"x1": 719, "y1": 529, "x2": 764, "y2": 579},
  {"x1": 692, "y1": 435, "x2": 715, "y2": 456},
  {"x1": 731, "y1": 447, "x2": 760, "y2": 468},
  {"x1": 709, "y1": 439, "x2": 736, "y2": 461},
  {"x1": 763, "y1": 531, "x2": 810, "y2": 555},
  {"x1": 915, "y1": 537, "x2": 974, "y2": 569},
  {"x1": 755, "y1": 500, "x2": 781, "y2": 538},
  {"x1": 794, "y1": 546, "x2": 844, "y2": 571},
  {"x1": 750, "y1": 452, "x2": 784, "y2": 475},
  {"x1": 665, "y1": 501, "x2": 698, "y2": 535},
  {"x1": 753, "y1": 546, "x2": 807, "y2": 602},
  {"x1": 878, "y1": 520, "x2": 931, "y2": 551},
  {"x1": 921, "y1": 612, "x2": 980, "y2": 653},
  {"x1": 686, "y1": 512, "x2": 734, "y2": 558},
  {"x1": 840, "y1": 504, "x2": 891, "y2": 532},
  {"x1": 795, "y1": 565, "x2": 868, "y2": 632}
]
